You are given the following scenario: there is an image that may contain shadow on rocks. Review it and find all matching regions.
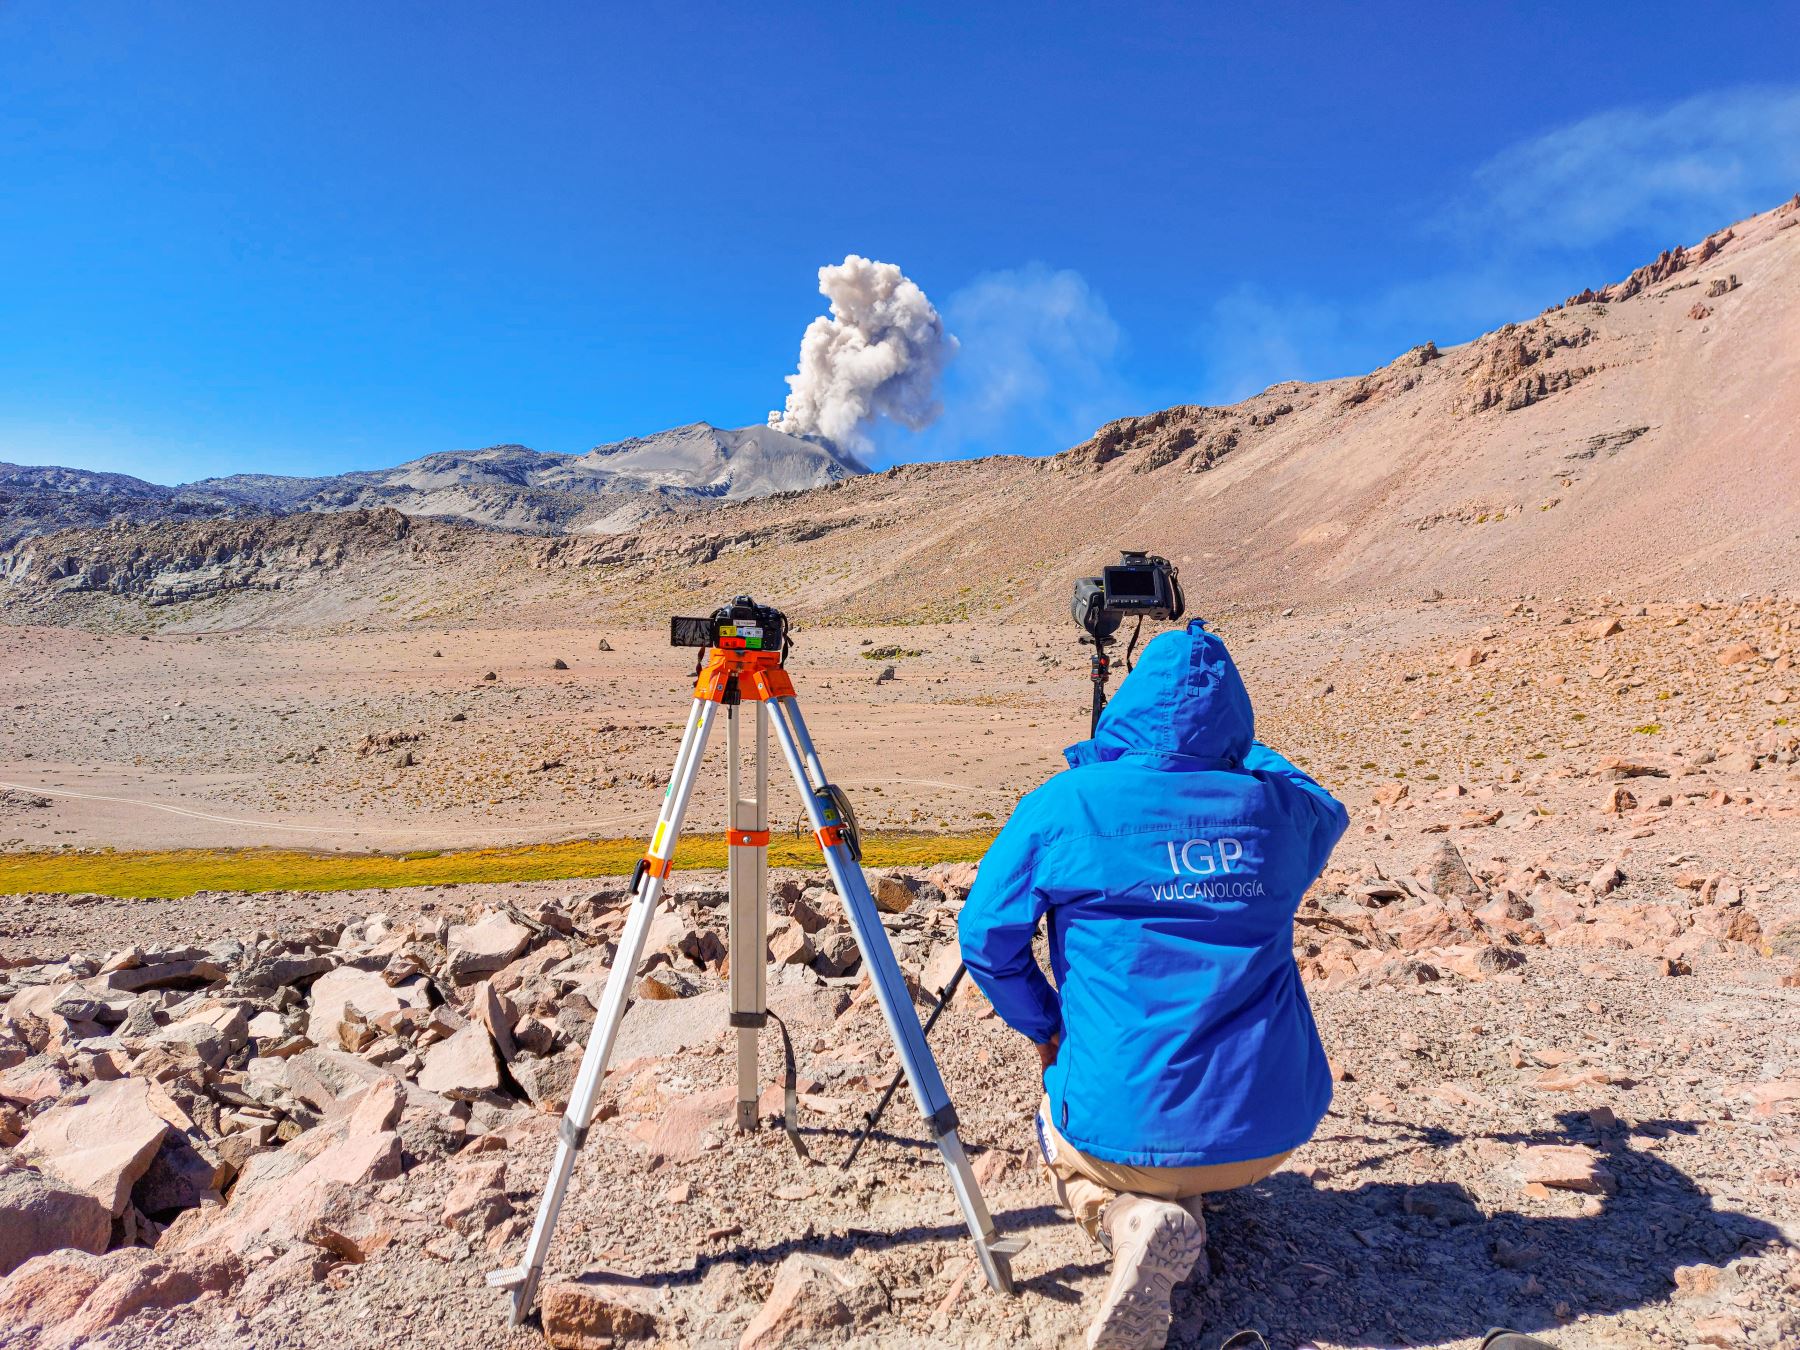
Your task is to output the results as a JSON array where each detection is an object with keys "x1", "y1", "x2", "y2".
[{"x1": 1168, "y1": 1111, "x2": 1783, "y2": 1349}]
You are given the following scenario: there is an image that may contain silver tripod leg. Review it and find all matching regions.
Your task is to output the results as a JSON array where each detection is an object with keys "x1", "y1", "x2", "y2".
[
  {"x1": 726, "y1": 703, "x2": 769, "y2": 1129},
  {"x1": 490, "y1": 698, "x2": 719, "y2": 1325},
  {"x1": 766, "y1": 695, "x2": 1020, "y2": 1295}
]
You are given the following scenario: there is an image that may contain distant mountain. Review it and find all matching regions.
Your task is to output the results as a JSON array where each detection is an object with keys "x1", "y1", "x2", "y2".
[
  {"x1": 0, "y1": 462, "x2": 235, "y2": 549},
  {"x1": 0, "y1": 422, "x2": 865, "y2": 547}
]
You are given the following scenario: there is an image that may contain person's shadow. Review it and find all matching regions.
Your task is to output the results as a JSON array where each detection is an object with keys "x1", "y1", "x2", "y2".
[{"x1": 1141, "y1": 1110, "x2": 1781, "y2": 1348}]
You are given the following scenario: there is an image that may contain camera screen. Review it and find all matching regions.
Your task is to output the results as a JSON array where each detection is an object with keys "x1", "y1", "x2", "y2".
[
  {"x1": 1104, "y1": 566, "x2": 1158, "y2": 599},
  {"x1": 670, "y1": 616, "x2": 713, "y2": 648}
]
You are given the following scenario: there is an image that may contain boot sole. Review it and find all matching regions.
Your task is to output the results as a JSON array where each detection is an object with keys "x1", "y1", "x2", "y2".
[{"x1": 1086, "y1": 1206, "x2": 1206, "y2": 1350}]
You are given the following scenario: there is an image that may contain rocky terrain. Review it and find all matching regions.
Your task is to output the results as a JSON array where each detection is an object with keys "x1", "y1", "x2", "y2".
[
  {"x1": 2, "y1": 791, "x2": 1796, "y2": 1350},
  {"x1": 0, "y1": 591, "x2": 1796, "y2": 1348},
  {"x1": 3, "y1": 197, "x2": 1797, "y2": 631},
  {"x1": 0, "y1": 195, "x2": 1797, "y2": 1350},
  {"x1": 0, "y1": 422, "x2": 863, "y2": 552}
]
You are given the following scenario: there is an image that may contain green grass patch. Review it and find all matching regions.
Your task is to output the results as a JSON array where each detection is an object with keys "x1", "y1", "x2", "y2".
[{"x1": 0, "y1": 830, "x2": 1000, "y2": 900}]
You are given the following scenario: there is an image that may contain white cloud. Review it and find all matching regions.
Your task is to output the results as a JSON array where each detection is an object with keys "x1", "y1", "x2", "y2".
[
  {"x1": 1197, "y1": 86, "x2": 1800, "y2": 405},
  {"x1": 867, "y1": 264, "x2": 1135, "y2": 463},
  {"x1": 1454, "y1": 85, "x2": 1800, "y2": 249}
]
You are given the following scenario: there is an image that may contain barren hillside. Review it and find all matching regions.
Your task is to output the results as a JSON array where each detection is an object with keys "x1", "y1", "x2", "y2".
[{"x1": 5, "y1": 196, "x2": 1796, "y2": 635}]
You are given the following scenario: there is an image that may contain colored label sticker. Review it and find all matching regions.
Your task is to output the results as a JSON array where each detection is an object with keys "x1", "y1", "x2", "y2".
[{"x1": 651, "y1": 821, "x2": 669, "y2": 855}]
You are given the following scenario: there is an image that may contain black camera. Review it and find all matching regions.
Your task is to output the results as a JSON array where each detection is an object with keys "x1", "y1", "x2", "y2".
[
  {"x1": 1071, "y1": 551, "x2": 1185, "y2": 640},
  {"x1": 670, "y1": 596, "x2": 788, "y2": 653}
]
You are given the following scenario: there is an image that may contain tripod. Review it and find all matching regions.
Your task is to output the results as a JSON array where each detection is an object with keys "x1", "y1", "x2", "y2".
[
  {"x1": 491, "y1": 636, "x2": 1020, "y2": 1324},
  {"x1": 844, "y1": 624, "x2": 1126, "y2": 1159}
]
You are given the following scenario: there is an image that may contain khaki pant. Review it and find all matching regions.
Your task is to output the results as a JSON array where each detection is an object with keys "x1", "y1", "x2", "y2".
[{"x1": 1035, "y1": 1097, "x2": 1292, "y2": 1240}]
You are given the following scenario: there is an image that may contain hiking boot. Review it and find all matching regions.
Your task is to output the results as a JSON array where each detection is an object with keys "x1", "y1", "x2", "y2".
[{"x1": 1086, "y1": 1196, "x2": 1206, "y2": 1350}]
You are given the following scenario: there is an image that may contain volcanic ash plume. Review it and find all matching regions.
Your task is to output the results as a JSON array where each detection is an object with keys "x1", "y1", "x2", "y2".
[{"x1": 768, "y1": 255, "x2": 957, "y2": 453}]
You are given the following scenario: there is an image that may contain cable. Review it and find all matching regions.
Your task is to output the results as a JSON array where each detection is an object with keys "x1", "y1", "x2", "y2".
[{"x1": 1123, "y1": 616, "x2": 1144, "y2": 672}]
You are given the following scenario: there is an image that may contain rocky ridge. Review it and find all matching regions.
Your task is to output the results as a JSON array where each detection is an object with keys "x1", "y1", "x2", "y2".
[{"x1": 6, "y1": 195, "x2": 1796, "y2": 631}]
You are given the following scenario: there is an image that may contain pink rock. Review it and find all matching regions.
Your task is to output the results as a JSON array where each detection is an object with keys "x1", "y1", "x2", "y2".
[
  {"x1": 738, "y1": 1252, "x2": 888, "y2": 1350},
  {"x1": 441, "y1": 1158, "x2": 512, "y2": 1234},
  {"x1": 17, "y1": 1077, "x2": 168, "y2": 1216},
  {"x1": 346, "y1": 1077, "x2": 405, "y2": 1136},
  {"x1": 47, "y1": 1248, "x2": 241, "y2": 1350},
  {"x1": 925, "y1": 861, "x2": 980, "y2": 899},
  {"x1": 542, "y1": 1276, "x2": 662, "y2": 1348},
  {"x1": 0, "y1": 1249, "x2": 117, "y2": 1340},
  {"x1": 445, "y1": 911, "x2": 532, "y2": 982},
  {"x1": 164, "y1": 1130, "x2": 403, "y2": 1255},
  {"x1": 304, "y1": 967, "x2": 430, "y2": 1043},
  {"x1": 1516, "y1": 1143, "x2": 1615, "y2": 1194},
  {"x1": 417, "y1": 1023, "x2": 502, "y2": 1098},
  {"x1": 0, "y1": 1166, "x2": 111, "y2": 1275}
]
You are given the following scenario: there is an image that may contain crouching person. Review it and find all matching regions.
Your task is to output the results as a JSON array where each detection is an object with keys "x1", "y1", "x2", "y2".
[{"x1": 958, "y1": 619, "x2": 1349, "y2": 1350}]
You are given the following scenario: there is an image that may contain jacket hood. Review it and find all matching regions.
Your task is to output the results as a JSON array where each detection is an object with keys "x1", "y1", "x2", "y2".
[{"x1": 1064, "y1": 620, "x2": 1254, "y2": 770}]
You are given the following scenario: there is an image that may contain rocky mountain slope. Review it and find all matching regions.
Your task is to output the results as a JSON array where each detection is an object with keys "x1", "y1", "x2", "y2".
[
  {"x1": 0, "y1": 465, "x2": 236, "y2": 552},
  {"x1": 0, "y1": 423, "x2": 863, "y2": 552},
  {"x1": 189, "y1": 423, "x2": 865, "y2": 536},
  {"x1": 4, "y1": 195, "x2": 1797, "y2": 632}
]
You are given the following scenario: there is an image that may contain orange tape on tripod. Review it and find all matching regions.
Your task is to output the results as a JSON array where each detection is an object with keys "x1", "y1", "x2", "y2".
[
  {"x1": 694, "y1": 648, "x2": 790, "y2": 703},
  {"x1": 745, "y1": 667, "x2": 796, "y2": 701},
  {"x1": 728, "y1": 829, "x2": 770, "y2": 847},
  {"x1": 815, "y1": 825, "x2": 844, "y2": 849},
  {"x1": 641, "y1": 855, "x2": 672, "y2": 878}
]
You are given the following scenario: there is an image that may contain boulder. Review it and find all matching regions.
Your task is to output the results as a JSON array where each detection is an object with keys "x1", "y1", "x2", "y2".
[
  {"x1": 788, "y1": 891, "x2": 831, "y2": 934},
  {"x1": 738, "y1": 1252, "x2": 888, "y2": 1349},
  {"x1": 417, "y1": 1024, "x2": 502, "y2": 1098},
  {"x1": 921, "y1": 860, "x2": 979, "y2": 903},
  {"x1": 811, "y1": 931, "x2": 862, "y2": 978},
  {"x1": 1417, "y1": 840, "x2": 1480, "y2": 901},
  {"x1": 920, "y1": 943, "x2": 963, "y2": 1000},
  {"x1": 1602, "y1": 785, "x2": 1637, "y2": 815},
  {"x1": 637, "y1": 969, "x2": 700, "y2": 1000},
  {"x1": 304, "y1": 967, "x2": 429, "y2": 1043},
  {"x1": 612, "y1": 990, "x2": 728, "y2": 1060},
  {"x1": 1715, "y1": 641, "x2": 1758, "y2": 666},
  {"x1": 17, "y1": 1077, "x2": 168, "y2": 1215},
  {"x1": 1516, "y1": 1143, "x2": 1615, "y2": 1194},
  {"x1": 97, "y1": 959, "x2": 229, "y2": 994},
  {"x1": 346, "y1": 1076, "x2": 405, "y2": 1136},
  {"x1": 302, "y1": 1184, "x2": 409, "y2": 1263},
  {"x1": 22, "y1": 1246, "x2": 241, "y2": 1350},
  {"x1": 0, "y1": 1249, "x2": 116, "y2": 1341},
  {"x1": 542, "y1": 1275, "x2": 662, "y2": 1348},
  {"x1": 871, "y1": 875, "x2": 918, "y2": 914},
  {"x1": 441, "y1": 1157, "x2": 512, "y2": 1234},
  {"x1": 164, "y1": 1130, "x2": 404, "y2": 1256},
  {"x1": 512, "y1": 1048, "x2": 580, "y2": 1114},
  {"x1": 0, "y1": 1166, "x2": 111, "y2": 1275},
  {"x1": 136, "y1": 1005, "x2": 249, "y2": 1070},
  {"x1": 471, "y1": 980, "x2": 518, "y2": 1061},
  {"x1": 769, "y1": 922, "x2": 815, "y2": 967},
  {"x1": 446, "y1": 911, "x2": 532, "y2": 982}
]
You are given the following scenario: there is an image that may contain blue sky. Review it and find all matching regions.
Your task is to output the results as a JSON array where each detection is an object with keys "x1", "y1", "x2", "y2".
[{"x1": 3, "y1": 2, "x2": 1797, "y2": 482}]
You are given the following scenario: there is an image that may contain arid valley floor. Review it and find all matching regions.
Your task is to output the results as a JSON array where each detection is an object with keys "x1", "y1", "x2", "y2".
[
  {"x1": 4, "y1": 197, "x2": 1800, "y2": 1350},
  {"x1": 3, "y1": 591, "x2": 1798, "y2": 1350}
]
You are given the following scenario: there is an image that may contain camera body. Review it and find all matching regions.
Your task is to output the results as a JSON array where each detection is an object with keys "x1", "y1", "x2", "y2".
[
  {"x1": 1070, "y1": 551, "x2": 1185, "y2": 640},
  {"x1": 670, "y1": 595, "x2": 788, "y2": 653}
]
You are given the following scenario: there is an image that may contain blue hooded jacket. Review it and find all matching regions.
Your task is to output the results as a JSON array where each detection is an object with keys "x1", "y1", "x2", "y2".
[{"x1": 957, "y1": 620, "x2": 1348, "y2": 1167}]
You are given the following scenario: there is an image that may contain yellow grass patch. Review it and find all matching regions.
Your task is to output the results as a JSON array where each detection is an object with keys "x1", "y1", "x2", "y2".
[{"x1": 0, "y1": 831, "x2": 998, "y2": 900}]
